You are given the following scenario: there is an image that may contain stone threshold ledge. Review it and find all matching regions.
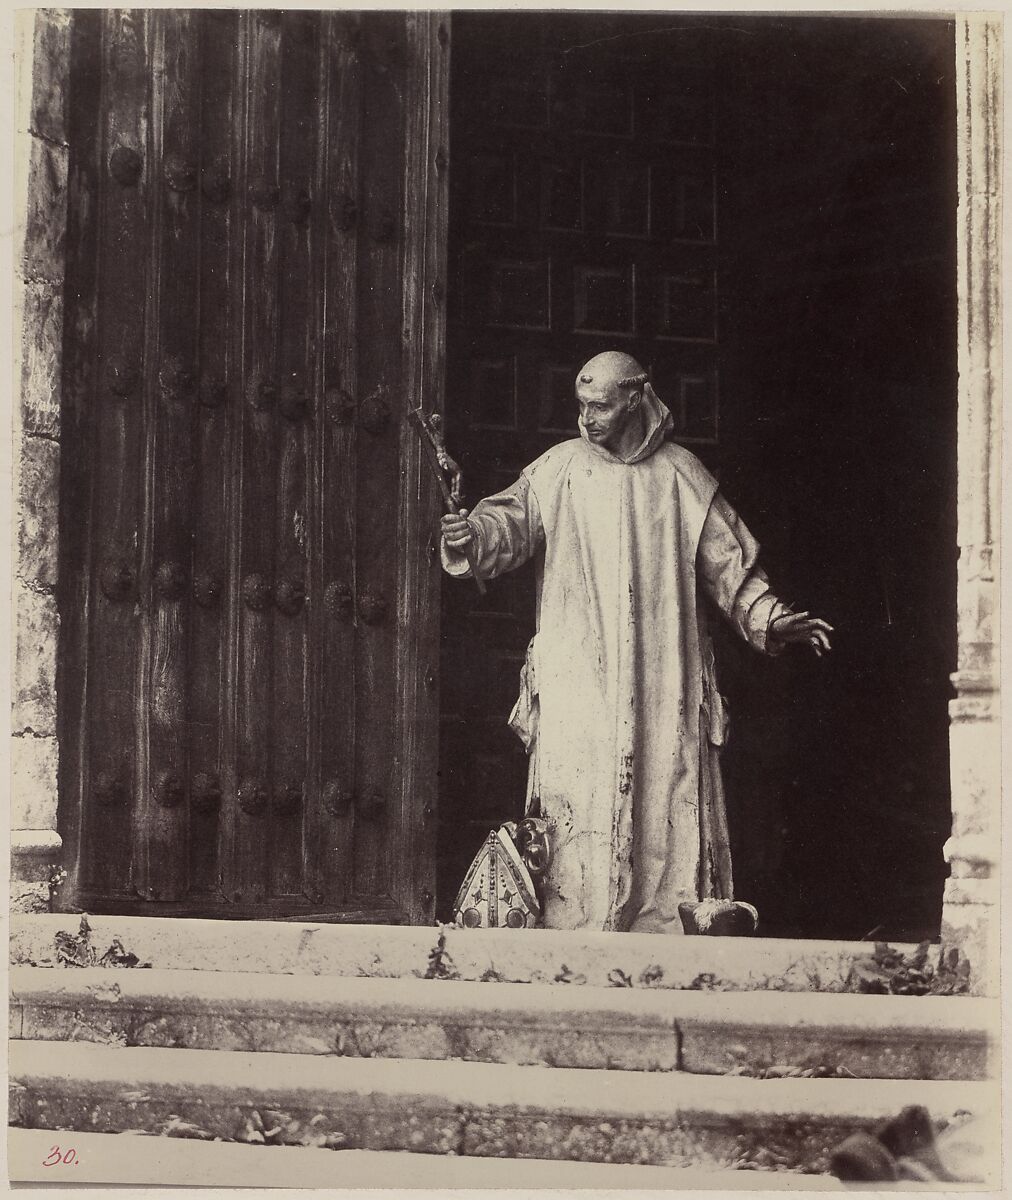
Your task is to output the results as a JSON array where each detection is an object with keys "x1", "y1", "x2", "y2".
[
  {"x1": 10, "y1": 914, "x2": 932, "y2": 992},
  {"x1": 9, "y1": 1041, "x2": 999, "y2": 1175},
  {"x1": 10, "y1": 966, "x2": 998, "y2": 1080}
]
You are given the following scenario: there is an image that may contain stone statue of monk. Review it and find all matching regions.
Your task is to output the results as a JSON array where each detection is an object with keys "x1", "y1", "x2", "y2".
[{"x1": 441, "y1": 351, "x2": 832, "y2": 934}]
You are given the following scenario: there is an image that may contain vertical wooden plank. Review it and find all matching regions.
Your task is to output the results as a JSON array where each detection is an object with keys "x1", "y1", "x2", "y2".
[
  {"x1": 307, "y1": 12, "x2": 361, "y2": 909},
  {"x1": 133, "y1": 9, "x2": 202, "y2": 903},
  {"x1": 396, "y1": 12, "x2": 450, "y2": 924},
  {"x1": 188, "y1": 9, "x2": 238, "y2": 900},
  {"x1": 85, "y1": 10, "x2": 150, "y2": 898},
  {"x1": 352, "y1": 13, "x2": 408, "y2": 900},
  {"x1": 234, "y1": 11, "x2": 282, "y2": 905},
  {"x1": 218, "y1": 12, "x2": 253, "y2": 909},
  {"x1": 268, "y1": 12, "x2": 318, "y2": 901},
  {"x1": 56, "y1": 10, "x2": 103, "y2": 905}
]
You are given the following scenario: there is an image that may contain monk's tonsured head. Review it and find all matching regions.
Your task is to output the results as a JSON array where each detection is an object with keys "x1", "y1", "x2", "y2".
[{"x1": 575, "y1": 352, "x2": 649, "y2": 452}]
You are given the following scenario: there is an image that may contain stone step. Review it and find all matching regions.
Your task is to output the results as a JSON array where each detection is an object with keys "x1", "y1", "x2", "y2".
[
  {"x1": 6, "y1": 1129, "x2": 849, "y2": 1189},
  {"x1": 11, "y1": 913, "x2": 934, "y2": 992},
  {"x1": 10, "y1": 967, "x2": 997, "y2": 1080},
  {"x1": 9, "y1": 1041, "x2": 998, "y2": 1175}
]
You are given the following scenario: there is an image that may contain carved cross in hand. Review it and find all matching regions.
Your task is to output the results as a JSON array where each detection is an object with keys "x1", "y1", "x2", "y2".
[{"x1": 427, "y1": 413, "x2": 464, "y2": 506}]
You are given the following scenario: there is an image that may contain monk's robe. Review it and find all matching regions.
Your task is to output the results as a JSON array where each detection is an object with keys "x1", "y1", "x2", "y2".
[{"x1": 442, "y1": 389, "x2": 788, "y2": 933}]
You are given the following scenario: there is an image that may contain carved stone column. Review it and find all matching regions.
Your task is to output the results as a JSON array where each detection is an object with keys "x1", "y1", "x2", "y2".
[{"x1": 941, "y1": 16, "x2": 1001, "y2": 995}]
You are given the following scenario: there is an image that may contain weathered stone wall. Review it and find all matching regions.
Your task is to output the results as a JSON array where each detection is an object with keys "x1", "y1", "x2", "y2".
[
  {"x1": 940, "y1": 16, "x2": 1002, "y2": 995},
  {"x1": 11, "y1": 10, "x2": 71, "y2": 911}
]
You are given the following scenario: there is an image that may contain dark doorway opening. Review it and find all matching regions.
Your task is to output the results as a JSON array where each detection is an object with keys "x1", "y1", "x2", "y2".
[{"x1": 439, "y1": 13, "x2": 957, "y2": 941}]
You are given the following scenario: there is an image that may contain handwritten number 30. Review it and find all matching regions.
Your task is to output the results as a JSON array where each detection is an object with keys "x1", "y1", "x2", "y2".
[{"x1": 43, "y1": 1146, "x2": 78, "y2": 1167}]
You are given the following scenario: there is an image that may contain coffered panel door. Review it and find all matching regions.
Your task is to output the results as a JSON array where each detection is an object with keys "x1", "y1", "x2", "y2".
[
  {"x1": 59, "y1": 10, "x2": 447, "y2": 921},
  {"x1": 439, "y1": 14, "x2": 721, "y2": 911}
]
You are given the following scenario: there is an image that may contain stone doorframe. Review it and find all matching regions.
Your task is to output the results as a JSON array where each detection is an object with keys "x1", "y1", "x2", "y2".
[
  {"x1": 938, "y1": 16, "x2": 1002, "y2": 993},
  {"x1": 10, "y1": 11, "x2": 1002, "y2": 993}
]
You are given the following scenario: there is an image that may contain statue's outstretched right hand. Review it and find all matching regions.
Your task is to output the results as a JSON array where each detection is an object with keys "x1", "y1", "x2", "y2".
[{"x1": 441, "y1": 508, "x2": 475, "y2": 551}]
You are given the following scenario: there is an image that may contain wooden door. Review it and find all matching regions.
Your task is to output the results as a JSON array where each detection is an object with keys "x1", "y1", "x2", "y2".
[
  {"x1": 58, "y1": 10, "x2": 447, "y2": 922},
  {"x1": 439, "y1": 14, "x2": 720, "y2": 911}
]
